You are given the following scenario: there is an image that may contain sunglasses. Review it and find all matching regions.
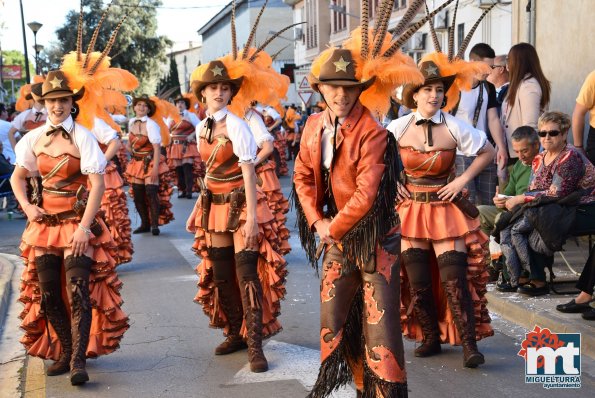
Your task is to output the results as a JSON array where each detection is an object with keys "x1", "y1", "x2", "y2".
[{"x1": 537, "y1": 130, "x2": 561, "y2": 137}]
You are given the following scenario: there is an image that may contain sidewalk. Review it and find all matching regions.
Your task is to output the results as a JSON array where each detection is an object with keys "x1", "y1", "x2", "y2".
[{"x1": 486, "y1": 238, "x2": 595, "y2": 360}]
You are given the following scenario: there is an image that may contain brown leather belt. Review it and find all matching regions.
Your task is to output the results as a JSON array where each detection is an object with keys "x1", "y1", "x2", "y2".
[
  {"x1": 411, "y1": 191, "x2": 445, "y2": 203},
  {"x1": 212, "y1": 193, "x2": 232, "y2": 204},
  {"x1": 172, "y1": 139, "x2": 186, "y2": 145},
  {"x1": 38, "y1": 210, "x2": 79, "y2": 226}
]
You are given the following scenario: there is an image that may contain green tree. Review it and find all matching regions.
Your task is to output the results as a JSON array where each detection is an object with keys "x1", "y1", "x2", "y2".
[
  {"x1": 52, "y1": 0, "x2": 171, "y2": 94},
  {"x1": 156, "y1": 54, "x2": 181, "y2": 99},
  {"x1": 1, "y1": 50, "x2": 35, "y2": 100}
]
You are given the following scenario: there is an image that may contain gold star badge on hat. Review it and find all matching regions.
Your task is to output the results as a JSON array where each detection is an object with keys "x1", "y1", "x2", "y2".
[
  {"x1": 49, "y1": 76, "x2": 63, "y2": 89},
  {"x1": 424, "y1": 64, "x2": 438, "y2": 77},
  {"x1": 210, "y1": 65, "x2": 224, "y2": 77},
  {"x1": 333, "y1": 57, "x2": 350, "y2": 73}
]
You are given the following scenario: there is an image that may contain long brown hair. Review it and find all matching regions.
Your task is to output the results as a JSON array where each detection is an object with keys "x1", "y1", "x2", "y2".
[{"x1": 506, "y1": 43, "x2": 551, "y2": 109}]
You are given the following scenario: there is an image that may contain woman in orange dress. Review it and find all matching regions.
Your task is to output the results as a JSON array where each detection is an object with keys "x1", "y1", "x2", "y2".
[
  {"x1": 91, "y1": 117, "x2": 133, "y2": 265},
  {"x1": 387, "y1": 60, "x2": 495, "y2": 368},
  {"x1": 186, "y1": 60, "x2": 287, "y2": 373},
  {"x1": 11, "y1": 71, "x2": 129, "y2": 385},
  {"x1": 125, "y1": 96, "x2": 174, "y2": 235}
]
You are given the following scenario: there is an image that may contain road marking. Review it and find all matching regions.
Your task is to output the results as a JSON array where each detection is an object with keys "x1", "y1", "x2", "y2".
[{"x1": 230, "y1": 340, "x2": 355, "y2": 397}]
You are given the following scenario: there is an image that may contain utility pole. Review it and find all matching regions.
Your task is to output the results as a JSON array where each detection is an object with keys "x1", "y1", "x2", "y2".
[{"x1": 19, "y1": 0, "x2": 31, "y2": 84}]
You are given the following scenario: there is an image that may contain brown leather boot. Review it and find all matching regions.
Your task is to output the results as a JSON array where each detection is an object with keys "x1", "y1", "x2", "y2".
[
  {"x1": 36, "y1": 254, "x2": 72, "y2": 376},
  {"x1": 209, "y1": 247, "x2": 247, "y2": 355},
  {"x1": 411, "y1": 287, "x2": 442, "y2": 358},
  {"x1": 65, "y1": 255, "x2": 94, "y2": 386},
  {"x1": 237, "y1": 251, "x2": 268, "y2": 373},
  {"x1": 132, "y1": 183, "x2": 150, "y2": 234},
  {"x1": 146, "y1": 184, "x2": 161, "y2": 235},
  {"x1": 443, "y1": 279, "x2": 485, "y2": 368}
]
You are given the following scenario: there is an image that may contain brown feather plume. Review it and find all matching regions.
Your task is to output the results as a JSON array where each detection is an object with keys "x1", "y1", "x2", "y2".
[
  {"x1": 371, "y1": 0, "x2": 395, "y2": 58},
  {"x1": 456, "y1": 4, "x2": 496, "y2": 59},
  {"x1": 383, "y1": 0, "x2": 454, "y2": 57},
  {"x1": 426, "y1": 2, "x2": 441, "y2": 53},
  {"x1": 242, "y1": 0, "x2": 269, "y2": 59},
  {"x1": 448, "y1": 0, "x2": 460, "y2": 61},
  {"x1": 270, "y1": 44, "x2": 291, "y2": 61},
  {"x1": 89, "y1": 9, "x2": 131, "y2": 75},
  {"x1": 249, "y1": 22, "x2": 305, "y2": 62},
  {"x1": 231, "y1": 0, "x2": 238, "y2": 59},
  {"x1": 393, "y1": 0, "x2": 425, "y2": 37},
  {"x1": 83, "y1": 1, "x2": 113, "y2": 69},
  {"x1": 76, "y1": 1, "x2": 84, "y2": 62},
  {"x1": 361, "y1": 0, "x2": 370, "y2": 60}
]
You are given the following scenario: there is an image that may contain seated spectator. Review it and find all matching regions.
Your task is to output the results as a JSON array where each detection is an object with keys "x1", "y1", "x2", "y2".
[
  {"x1": 556, "y1": 244, "x2": 595, "y2": 320},
  {"x1": 477, "y1": 126, "x2": 539, "y2": 283},
  {"x1": 498, "y1": 111, "x2": 595, "y2": 296}
]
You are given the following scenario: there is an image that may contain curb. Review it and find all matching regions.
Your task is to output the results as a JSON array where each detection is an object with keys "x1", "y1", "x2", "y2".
[
  {"x1": 486, "y1": 291, "x2": 595, "y2": 360},
  {"x1": 0, "y1": 253, "x2": 18, "y2": 323}
]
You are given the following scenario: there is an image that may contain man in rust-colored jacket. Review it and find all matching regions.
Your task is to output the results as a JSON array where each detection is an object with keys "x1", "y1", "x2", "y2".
[{"x1": 293, "y1": 48, "x2": 406, "y2": 398}]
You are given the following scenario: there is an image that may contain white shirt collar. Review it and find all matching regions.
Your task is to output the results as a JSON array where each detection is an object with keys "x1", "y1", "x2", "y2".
[
  {"x1": 133, "y1": 115, "x2": 148, "y2": 122},
  {"x1": 413, "y1": 110, "x2": 442, "y2": 124},
  {"x1": 46, "y1": 115, "x2": 75, "y2": 132},
  {"x1": 206, "y1": 107, "x2": 228, "y2": 122}
]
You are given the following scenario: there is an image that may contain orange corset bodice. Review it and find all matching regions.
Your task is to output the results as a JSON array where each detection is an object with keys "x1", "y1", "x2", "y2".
[
  {"x1": 23, "y1": 119, "x2": 46, "y2": 132},
  {"x1": 399, "y1": 146, "x2": 456, "y2": 180},
  {"x1": 38, "y1": 153, "x2": 87, "y2": 213},
  {"x1": 171, "y1": 120, "x2": 195, "y2": 138},
  {"x1": 129, "y1": 132, "x2": 153, "y2": 155},
  {"x1": 200, "y1": 135, "x2": 243, "y2": 194}
]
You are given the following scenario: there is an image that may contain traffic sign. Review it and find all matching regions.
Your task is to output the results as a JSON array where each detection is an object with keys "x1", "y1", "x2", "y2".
[{"x1": 298, "y1": 91, "x2": 313, "y2": 106}]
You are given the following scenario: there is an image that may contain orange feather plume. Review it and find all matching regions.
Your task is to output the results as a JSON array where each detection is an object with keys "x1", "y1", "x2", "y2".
[
  {"x1": 343, "y1": 27, "x2": 424, "y2": 118},
  {"x1": 61, "y1": 51, "x2": 138, "y2": 131},
  {"x1": 421, "y1": 52, "x2": 491, "y2": 112}
]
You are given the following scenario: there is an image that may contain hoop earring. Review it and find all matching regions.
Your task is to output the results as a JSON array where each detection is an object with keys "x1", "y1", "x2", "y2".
[
  {"x1": 441, "y1": 99, "x2": 447, "y2": 108},
  {"x1": 71, "y1": 107, "x2": 77, "y2": 114},
  {"x1": 413, "y1": 99, "x2": 418, "y2": 106}
]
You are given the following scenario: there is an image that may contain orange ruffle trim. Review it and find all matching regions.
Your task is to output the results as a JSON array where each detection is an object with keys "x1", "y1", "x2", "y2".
[
  {"x1": 273, "y1": 138, "x2": 288, "y2": 176},
  {"x1": 189, "y1": 190, "x2": 288, "y2": 338},
  {"x1": 99, "y1": 162, "x2": 133, "y2": 265},
  {"x1": 257, "y1": 163, "x2": 290, "y2": 255},
  {"x1": 18, "y1": 218, "x2": 129, "y2": 360}
]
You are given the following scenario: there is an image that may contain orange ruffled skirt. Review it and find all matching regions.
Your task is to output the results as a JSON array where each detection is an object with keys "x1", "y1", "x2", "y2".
[
  {"x1": 257, "y1": 162, "x2": 290, "y2": 254},
  {"x1": 125, "y1": 155, "x2": 174, "y2": 226},
  {"x1": 397, "y1": 190, "x2": 494, "y2": 346},
  {"x1": 273, "y1": 137, "x2": 288, "y2": 176},
  {"x1": 99, "y1": 161, "x2": 133, "y2": 265},
  {"x1": 19, "y1": 217, "x2": 129, "y2": 360},
  {"x1": 167, "y1": 141, "x2": 200, "y2": 160},
  {"x1": 189, "y1": 189, "x2": 288, "y2": 338}
]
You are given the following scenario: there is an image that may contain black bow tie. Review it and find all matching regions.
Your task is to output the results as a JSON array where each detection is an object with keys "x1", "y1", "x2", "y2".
[
  {"x1": 205, "y1": 117, "x2": 215, "y2": 144},
  {"x1": 416, "y1": 118, "x2": 437, "y2": 147},
  {"x1": 34, "y1": 111, "x2": 43, "y2": 122},
  {"x1": 45, "y1": 126, "x2": 71, "y2": 146}
]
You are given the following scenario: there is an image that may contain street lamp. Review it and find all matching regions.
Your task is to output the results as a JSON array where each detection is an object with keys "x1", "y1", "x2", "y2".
[
  {"x1": 27, "y1": 21, "x2": 43, "y2": 76},
  {"x1": 328, "y1": 4, "x2": 360, "y2": 19},
  {"x1": 33, "y1": 44, "x2": 44, "y2": 75}
]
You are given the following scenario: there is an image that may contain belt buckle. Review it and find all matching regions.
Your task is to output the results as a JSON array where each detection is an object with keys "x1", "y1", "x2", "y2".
[
  {"x1": 417, "y1": 192, "x2": 430, "y2": 203},
  {"x1": 42, "y1": 213, "x2": 60, "y2": 226}
]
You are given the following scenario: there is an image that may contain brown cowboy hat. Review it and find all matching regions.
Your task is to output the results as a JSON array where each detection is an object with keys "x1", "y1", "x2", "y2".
[
  {"x1": 308, "y1": 48, "x2": 375, "y2": 93},
  {"x1": 28, "y1": 83, "x2": 43, "y2": 102},
  {"x1": 132, "y1": 95, "x2": 157, "y2": 117},
  {"x1": 174, "y1": 96, "x2": 190, "y2": 110},
  {"x1": 191, "y1": 60, "x2": 243, "y2": 101},
  {"x1": 30, "y1": 70, "x2": 85, "y2": 102},
  {"x1": 401, "y1": 60, "x2": 456, "y2": 109}
]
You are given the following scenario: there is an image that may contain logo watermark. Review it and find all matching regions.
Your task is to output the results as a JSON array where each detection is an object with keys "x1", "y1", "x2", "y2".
[{"x1": 518, "y1": 325, "x2": 581, "y2": 389}]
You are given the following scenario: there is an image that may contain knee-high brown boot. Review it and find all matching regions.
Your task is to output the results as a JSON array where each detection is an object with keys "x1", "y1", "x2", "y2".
[
  {"x1": 132, "y1": 183, "x2": 150, "y2": 234},
  {"x1": 65, "y1": 255, "x2": 93, "y2": 385},
  {"x1": 146, "y1": 184, "x2": 161, "y2": 235},
  {"x1": 401, "y1": 248, "x2": 441, "y2": 358},
  {"x1": 175, "y1": 166, "x2": 186, "y2": 198},
  {"x1": 209, "y1": 247, "x2": 247, "y2": 355},
  {"x1": 437, "y1": 251, "x2": 485, "y2": 368},
  {"x1": 236, "y1": 250, "x2": 268, "y2": 373},
  {"x1": 37, "y1": 254, "x2": 72, "y2": 376},
  {"x1": 183, "y1": 163, "x2": 194, "y2": 199}
]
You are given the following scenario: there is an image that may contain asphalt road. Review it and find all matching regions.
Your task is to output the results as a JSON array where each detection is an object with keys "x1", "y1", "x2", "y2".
[{"x1": 0, "y1": 162, "x2": 593, "y2": 397}]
